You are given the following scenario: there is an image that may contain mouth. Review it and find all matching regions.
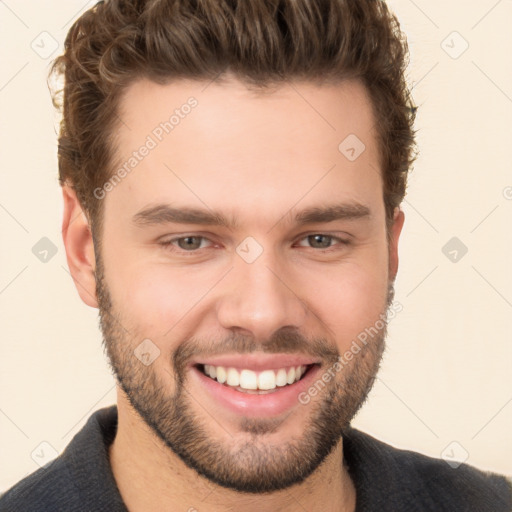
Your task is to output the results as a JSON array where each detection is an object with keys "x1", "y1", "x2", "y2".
[
  {"x1": 196, "y1": 363, "x2": 317, "y2": 394},
  {"x1": 189, "y1": 358, "x2": 323, "y2": 418}
]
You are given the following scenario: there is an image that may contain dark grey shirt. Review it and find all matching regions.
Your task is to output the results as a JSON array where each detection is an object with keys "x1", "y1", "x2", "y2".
[{"x1": 1, "y1": 405, "x2": 510, "y2": 511}]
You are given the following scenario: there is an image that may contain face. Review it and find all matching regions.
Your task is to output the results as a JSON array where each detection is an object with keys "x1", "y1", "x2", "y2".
[{"x1": 92, "y1": 76, "x2": 402, "y2": 493}]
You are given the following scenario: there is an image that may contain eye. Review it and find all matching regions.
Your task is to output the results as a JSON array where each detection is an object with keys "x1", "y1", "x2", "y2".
[
  {"x1": 159, "y1": 233, "x2": 349, "y2": 255},
  {"x1": 296, "y1": 234, "x2": 349, "y2": 250},
  {"x1": 160, "y1": 236, "x2": 213, "y2": 252}
]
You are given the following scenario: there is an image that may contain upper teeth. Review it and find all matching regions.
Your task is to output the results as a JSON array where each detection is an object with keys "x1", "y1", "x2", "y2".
[{"x1": 203, "y1": 364, "x2": 307, "y2": 391}]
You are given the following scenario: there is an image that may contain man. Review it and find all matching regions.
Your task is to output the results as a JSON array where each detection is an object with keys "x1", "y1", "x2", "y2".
[{"x1": 1, "y1": 0, "x2": 510, "y2": 510}]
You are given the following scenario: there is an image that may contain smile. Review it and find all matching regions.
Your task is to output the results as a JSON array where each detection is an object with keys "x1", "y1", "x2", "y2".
[{"x1": 200, "y1": 364, "x2": 312, "y2": 394}]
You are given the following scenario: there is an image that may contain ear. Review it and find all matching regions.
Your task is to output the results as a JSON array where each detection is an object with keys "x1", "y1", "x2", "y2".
[
  {"x1": 388, "y1": 207, "x2": 405, "y2": 282},
  {"x1": 61, "y1": 185, "x2": 98, "y2": 308}
]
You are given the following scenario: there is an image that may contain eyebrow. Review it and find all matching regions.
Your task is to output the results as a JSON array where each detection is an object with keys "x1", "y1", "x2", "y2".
[{"x1": 132, "y1": 202, "x2": 371, "y2": 229}]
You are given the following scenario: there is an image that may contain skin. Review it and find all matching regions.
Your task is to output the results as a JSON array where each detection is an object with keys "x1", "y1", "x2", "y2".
[{"x1": 62, "y1": 75, "x2": 405, "y2": 512}]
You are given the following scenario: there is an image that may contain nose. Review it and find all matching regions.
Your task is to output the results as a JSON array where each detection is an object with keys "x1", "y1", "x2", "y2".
[{"x1": 216, "y1": 249, "x2": 308, "y2": 342}]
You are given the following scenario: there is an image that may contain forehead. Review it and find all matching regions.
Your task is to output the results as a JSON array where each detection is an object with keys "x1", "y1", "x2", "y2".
[{"x1": 107, "y1": 76, "x2": 383, "y2": 227}]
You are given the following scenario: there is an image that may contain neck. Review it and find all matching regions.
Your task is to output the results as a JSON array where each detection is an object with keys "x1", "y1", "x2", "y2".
[{"x1": 109, "y1": 392, "x2": 356, "y2": 512}]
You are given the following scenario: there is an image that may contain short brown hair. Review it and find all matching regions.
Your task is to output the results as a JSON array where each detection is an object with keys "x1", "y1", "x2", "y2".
[{"x1": 51, "y1": 0, "x2": 416, "y2": 238}]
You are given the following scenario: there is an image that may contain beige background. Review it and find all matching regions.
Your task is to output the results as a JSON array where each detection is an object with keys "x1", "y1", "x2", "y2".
[{"x1": 1, "y1": 0, "x2": 511, "y2": 492}]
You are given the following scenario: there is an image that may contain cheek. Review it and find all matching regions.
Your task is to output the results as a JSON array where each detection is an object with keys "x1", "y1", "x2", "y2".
[
  {"x1": 297, "y1": 255, "x2": 389, "y2": 349},
  {"x1": 120, "y1": 272, "x2": 187, "y2": 327},
  {"x1": 106, "y1": 259, "x2": 221, "y2": 338}
]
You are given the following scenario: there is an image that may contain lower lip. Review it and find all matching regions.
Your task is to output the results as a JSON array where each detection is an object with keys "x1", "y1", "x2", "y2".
[{"x1": 189, "y1": 364, "x2": 322, "y2": 418}]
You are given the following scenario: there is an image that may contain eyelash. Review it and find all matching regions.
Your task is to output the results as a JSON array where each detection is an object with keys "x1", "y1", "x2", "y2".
[{"x1": 159, "y1": 234, "x2": 350, "y2": 255}]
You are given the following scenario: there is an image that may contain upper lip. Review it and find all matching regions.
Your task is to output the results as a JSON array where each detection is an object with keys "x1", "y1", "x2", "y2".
[{"x1": 191, "y1": 354, "x2": 320, "y2": 372}]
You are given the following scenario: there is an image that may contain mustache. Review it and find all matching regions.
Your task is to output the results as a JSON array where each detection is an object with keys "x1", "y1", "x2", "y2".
[
  {"x1": 171, "y1": 282, "x2": 396, "y2": 374},
  {"x1": 172, "y1": 327, "x2": 340, "y2": 378}
]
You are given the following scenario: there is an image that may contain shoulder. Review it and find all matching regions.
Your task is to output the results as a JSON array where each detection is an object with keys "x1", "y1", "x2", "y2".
[
  {"x1": 0, "y1": 456, "x2": 81, "y2": 512},
  {"x1": 343, "y1": 427, "x2": 512, "y2": 511},
  {"x1": 0, "y1": 406, "x2": 124, "y2": 512},
  {"x1": 390, "y1": 442, "x2": 512, "y2": 510}
]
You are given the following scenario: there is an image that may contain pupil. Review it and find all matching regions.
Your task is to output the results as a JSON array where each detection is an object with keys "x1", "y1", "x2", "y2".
[
  {"x1": 179, "y1": 236, "x2": 200, "y2": 250},
  {"x1": 310, "y1": 234, "x2": 330, "y2": 248}
]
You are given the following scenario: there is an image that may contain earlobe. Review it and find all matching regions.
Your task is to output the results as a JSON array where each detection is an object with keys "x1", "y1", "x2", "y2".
[
  {"x1": 61, "y1": 185, "x2": 99, "y2": 308},
  {"x1": 389, "y1": 207, "x2": 405, "y2": 282}
]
